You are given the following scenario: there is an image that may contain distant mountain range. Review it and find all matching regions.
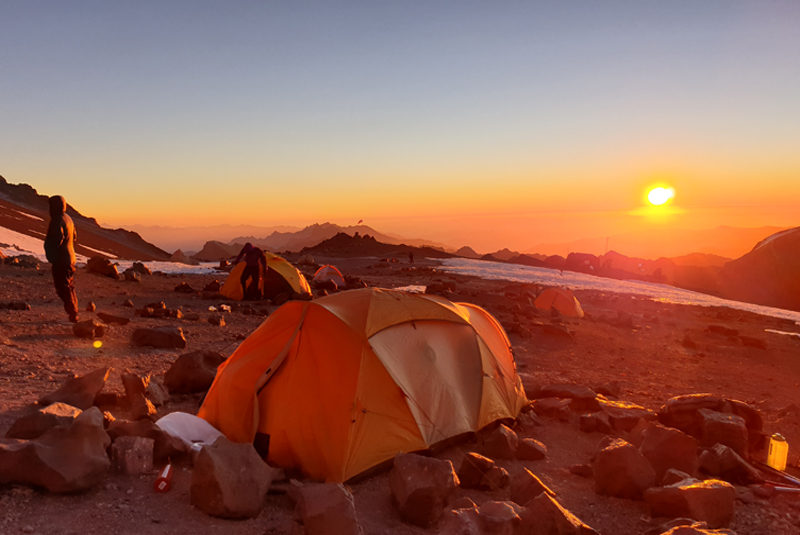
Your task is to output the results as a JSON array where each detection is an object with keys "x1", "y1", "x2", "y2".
[{"x1": 530, "y1": 226, "x2": 786, "y2": 260}]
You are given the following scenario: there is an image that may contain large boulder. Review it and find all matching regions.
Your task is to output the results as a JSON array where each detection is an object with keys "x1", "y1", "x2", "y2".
[
  {"x1": 132, "y1": 327, "x2": 187, "y2": 349},
  {"x1": 289, "y1": 481, "x2": 364, "y2": 535},
  {"x1": 597, "y1": 398, "x2": 658, "y2": 432},
  {"x1": 164, "y1": 350, "x2": 226, "y2": 394},
  {"x1": 389, "y1": 452, "x2": 459, "y2": 527},
  {"x1": 0, "y1": 407, "x2": 111, "y2": 492},
  {"x1": 5, "y1": 403, "x2": 82, "y2": 440},
  {"x1": 518, "y1": 493, "x2": 600, "y2": 535},
  {"x1": 38, "y1": 368, "x2": 110, "y2": 410},
  {"x1": 190, "y1": 437, "x2": 274, "y2": 519},
  {"x1": 86, "y1": 256, "x2": 120, "y2": 279},
  {"x1": 111, "y1": 436, "x2": 154, "y2": 476},
  {"x1": 593, "y1": 438, "x2": 657, "y2": 500},
  {"x1": 643, "y1": 479, "x2": 736, "y2": 529},
  {"x1": 639, "y1": 422, "x2": 700, "y2": 480}
]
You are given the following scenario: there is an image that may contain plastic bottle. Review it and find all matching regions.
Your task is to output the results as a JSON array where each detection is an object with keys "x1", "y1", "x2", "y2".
[
  {"x1": 767, "y1": 433, "x2": 789, "y2": 471},
  {"x1": 154, "y1": 464, "x2": 174, "y2": 492}
]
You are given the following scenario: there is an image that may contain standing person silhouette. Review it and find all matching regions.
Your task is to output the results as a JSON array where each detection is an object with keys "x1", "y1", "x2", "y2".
[
  {"x1": 44, "y1": 195, "x2": 79, "y2": 323},
  {"x1": 234, "y1": 243, "x2": 265, "y2": 300}
]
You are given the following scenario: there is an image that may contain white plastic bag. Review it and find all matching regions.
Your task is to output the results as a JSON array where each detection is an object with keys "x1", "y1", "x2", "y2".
[{"x1": 155, "y1": 412, "x2": 224, "y2": 454}]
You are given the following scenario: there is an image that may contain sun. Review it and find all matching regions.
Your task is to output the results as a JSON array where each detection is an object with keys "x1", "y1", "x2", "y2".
[{"x1": 647, "y1": 186, "x2": 675, "y2": 206}]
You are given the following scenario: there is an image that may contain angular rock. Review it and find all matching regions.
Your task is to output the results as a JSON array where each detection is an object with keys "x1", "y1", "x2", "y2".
[
  {"x1": 111, "y1": 436, "x2": 154, "y2": 475},
  {"x1": 477, "y1": 501, "x2": 522, "y2": 535},
  {"x1": 481, "y1": 424, "x2": 518, "y2": 460},
  {"x1": 593, "y1": 438, "x2": 657, "y2": 500},
  {"x1": 639, "y1": 422, "x2": 700, "y2": 480},
  {"x1": 697, "y1": 409, "x2": 748, "y2": 458},
  {"x1": 203, "y1": 280, "x2": 221, "y2": 292},
  {"x1": 389, "y1": 452, "x2": 459, "y2": 527},
  {"x1": 289, "y1": 480, "x2": 364, "y2": 535},
  {"x1": 698, "y1": 443, "x2": 763, "y2": 485},
  {"x1": 106, "y1": 419, "x2": 187, "y2": 461},
  {"x1": 458, "y1": 452, "x2": 498, "y2": 490},
  {"x1": 597, "y1": 398, "x2": 658, "y2": 432},
  {"x1": 518, "y1": 492, "x2": 600, "y2": 535},
  {"x1": 207, "y1": 314, "x2": 225, "y2": 326},
  {"x1": 85, "y1": 302, "x2": 96, "y2": 312},
  {"x1": 72, "y1": 319, "x2": 107, "y2": 339},
  {"x1": 510, "y1": 468, "x2": 556, "y2": 506},
  {"x1": 517, "y1": 438, "x2": 547, "y2": 461},
  {"x1": 132, "y1": 262, "x2": 152, "y2": 275},
  {"x1": 38, "y1": 368, "x2": 110, "y2": 410},
  {"x1": 0, "y1": 407, "x2": 111, "y2": 492},
  {"x1": 131, "y1": 327, "x2": 186, "y2": 349},
  {"x1": 96, "y1": 312, "x2": 130, "y2": 325},
  {"x1": 438, "y1": 504, "x2": 481, "y2": 535},
  {"x1": 145, "y1": 377, "x2": 170, "y2": 406},
  {"x1": 175, "y1": 282, "x2": 194, "y2": 293},
  {"x1": 644, "y1": 479, "x2": 736, "y2": 529},
  {"x1": 164, "y1": 350, "x2": 226, "y2": 394},
  {"x1": 190, "y1": 437, "x2": 274, "y2": 519},
  {"x1": 662, "y1": 469, "x2": 693, "y2": 486},
  {"x1": 123, "y1": 268, "x2": 141, "y2": 282},
  {"x1": 537, "y1": 384, "x2": 600, "y2": 412},
  {"x1": 482, "y1": 465, "x2": 510, "y2": 491},
  {"x1": 580, "y1": 412, "x2": 612, "y2": 434},
  {"x1": 86, "y1": 256, "x2": 120, "y2": 279},
  {"x1": 531, "y1": 397, "x2": 572, "y2": 420},
  {"x1": 6, "y1": 403, "x2": 82, "y2": 440},
  {"x1": 658, "y1": 394, "x2": 726, "y2": 437}
]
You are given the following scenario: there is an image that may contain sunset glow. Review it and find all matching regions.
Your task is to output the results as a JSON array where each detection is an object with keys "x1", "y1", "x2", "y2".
[{"x1": 647, "y1": 187, "x2": 675, "y2": 206}]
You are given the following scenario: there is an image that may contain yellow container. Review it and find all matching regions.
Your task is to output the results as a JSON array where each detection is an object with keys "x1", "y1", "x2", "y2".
[{"x1": 767, "y1": 433, "x2": 789, "y2": 471}]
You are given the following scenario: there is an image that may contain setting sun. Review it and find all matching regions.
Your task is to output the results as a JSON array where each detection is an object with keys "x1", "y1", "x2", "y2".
[{"x1": 647, "y1": 187, "x2": 675, "y2": 206}]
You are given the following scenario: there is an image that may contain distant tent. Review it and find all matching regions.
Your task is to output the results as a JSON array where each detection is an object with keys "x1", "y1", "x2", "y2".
[
  {"x1": 534, "y1": 287, "x2": 584, "y2": 318},
  {"x1": 220, "y1": 252, "x2": 311, "y2": 301},
  {"x1": 198, "y1": 288, "x2": 528, "y2": 482},
  {"x1": 312, "y1": 265, "x2": 346, "y2": 289}
]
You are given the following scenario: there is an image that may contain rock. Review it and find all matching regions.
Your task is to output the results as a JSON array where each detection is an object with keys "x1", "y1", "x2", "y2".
[
  {"x1": 644, "y1": 518, "x2": 703, "y2": 535},
  {"x1": 518, "y1": 492, "x2": 600, "y2": 535},
  {"x1": 145, "y1": 377, "x2": 169, "y2": 406},
  {"x1": 593, "y1": 438, "x2": 657, "y2": 500},
  {"x1": 537, "y1": 384, "x2": 600, "y2": 411},
  {"x1": 531, "y1": 397, "x2": 572, "y2": 420},
  {"x1": 106, "y1": 419, "x2": 187, "y2": 461},
  {"x1": 517, "y1": 438, "x2": 547, "y2": 461},
  {"x1": 121, "y1": 370, "x2": 166, "y2": 411},
  {"x1": 644, "y1": 479, "x2": 736, "y2": 529},
  {"x1": 698, "y1": 443, "x2": 763, "y2": 485},
  {"x1": 123, "y1": 268, "x2": 141, "y2": 282},
  {"x1": 389, "y1": 452, "x2": 459, "y2": 527},
  {"x1": 190, "y1": 437, "x2": 274, "y2": 519},
  {"x1": 594, "y1": 381, "x2": 621, "y2": 398},
  {"x1": 639, "y1": 422, "x2": 700, "y2": 480},
  {"x1": 0, "y1": 300, "x2": 31, "y2": 310},
  {"x1": 96, "y1": 312, "x2": 130, "y2": 325},
  {"x1": 477, "y1": 501, "x2": 522, "y2": 535},
  {"x1": 597, "y1": 398, "x2": 658, "y2": 432},
  {"x1": 440, "y1": 505, "x2": 481, "y2": 535},
  {"x1": 481, "y1": 424, "x2": 518, "y2": 459},
  {"x1": 38, "y1": 368, "x2": 111, "y2": 410},
  {"x1": 132, "y1": 262, "x2": 152, "y2": 275},
  {"x1": 203, "y1": 280, "x2": 221, "y2": 292},
  {"x1": 86, "y1": 256, "x2": 120, "y2": 279},
  {"x1": 85, "y1": 302, "x2": 96, "y2": 312},
  {"x1": 510, "y1": 468, "x2": 556, "y2": 506},
  {"x1": 111, "y1": 436, "x2": 154, "y2": 475},
  {"x1": 6, "y1": 403, "x2": 83, "y2": 439},
  {"x1": 457, "y1": 452, "x2": 508, "y2": 490},
  {"x1": 164, "y1": 350, "x2": 225, "y2": 394},
  {"x1": 580, "y1": 412, "x2": 612, "y2": 434},
  {"x1": 0, "y1": 407, "x2": 111, "y2": 492},
  {"x1": 207, "y1": 314, "x2": 226, "y2": 326},
  {"x1": 175, "y1": 282, "x2": 194, "y2": 293},
  {"x1": 132, "y1": 327, "x2": 187, "y2": 349},
  {"x1": 697, "y1": 409, "x2": 748, "y2": 458},
  {"x1": 516, "y1": 411, "x2": 544, "y2": 431},
  {"x1": 288, "y1": 480, "x2": 364, "y2": 535},
  {"x1": 185, "y1": 312, "x2": 201, "y2": 321},
  {"x1": 72, "y1": 319, "x2": 107, "y2": 339}
]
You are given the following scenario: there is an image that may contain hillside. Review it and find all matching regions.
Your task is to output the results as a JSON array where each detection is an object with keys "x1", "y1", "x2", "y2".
[
  {"x1": 299, "y1": 232, "x2": 453, "y2": 259},
  {"x1": 0, "y1": 176, "x2": 170, "y2": 261}
]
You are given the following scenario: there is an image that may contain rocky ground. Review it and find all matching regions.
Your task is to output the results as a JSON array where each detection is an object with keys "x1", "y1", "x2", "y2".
[{"x1": 1, "y1": 255, "x2": 799, "y2": 535}]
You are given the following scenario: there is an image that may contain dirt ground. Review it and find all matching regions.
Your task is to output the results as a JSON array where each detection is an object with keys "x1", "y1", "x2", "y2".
[{"x1": 1, "y1": 256, "x2": 799, "y2": 535}]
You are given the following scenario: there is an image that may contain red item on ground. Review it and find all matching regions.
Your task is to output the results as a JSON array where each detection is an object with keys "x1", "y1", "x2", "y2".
[{"x1": 154, "y1": 464, "x2": 174, "y2": 493}]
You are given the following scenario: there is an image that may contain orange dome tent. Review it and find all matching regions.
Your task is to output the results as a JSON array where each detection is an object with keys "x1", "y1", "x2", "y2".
[
  {"x1": 198, "y1": 288, "x2": 528, "y2": 482},
  {"x1": 534, "y1": 287, "x2": 584, "y2": 318},
  {"x1": 220, "y1": 252, "x2": 311, "y2": 301},
  {"x1": 312, "y1": 265, "x2": 346, "y2": 289}
]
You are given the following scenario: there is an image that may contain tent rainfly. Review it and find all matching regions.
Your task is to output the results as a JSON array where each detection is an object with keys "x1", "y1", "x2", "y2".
[
  {"x1": 534, "y1": 287, "x2": 584, "y2": 318},
  {"x1": 220, "y1": 252, "x2": 311, "y2": 301}
]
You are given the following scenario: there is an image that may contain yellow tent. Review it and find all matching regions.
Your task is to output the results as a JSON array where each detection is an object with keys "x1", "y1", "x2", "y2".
[
  {"x1": 198, "y1": 288, "x2": 528, "y2": 482},
  {"x1": 220, "y1": 253, "x2": 312, "y2": 301},
  {"x1": 534, "y1": 287, "x2": 584, "y2": 318},
  {"x1": 312, "y1": 265, "x2": 346, "y2": 288}
]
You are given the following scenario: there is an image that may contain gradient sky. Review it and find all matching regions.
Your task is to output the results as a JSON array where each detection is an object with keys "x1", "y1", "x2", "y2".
[{"x1": 2, "y1": 1, "x2": 799, "y2": 252}]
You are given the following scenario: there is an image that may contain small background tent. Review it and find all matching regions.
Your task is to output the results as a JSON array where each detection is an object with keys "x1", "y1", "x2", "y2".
[
  {"x1": 312, "y1": 265, "x2": 346, "y2": 289},
  {"x1": 534, "y1": 287, "x2": 584, "y2": 318},
  {"x1": 199, "y1": 288, "x2": 528, "y2": 482},
  {"x1": 220, "y1": 252, "x2": 312, "y2": 301}
]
